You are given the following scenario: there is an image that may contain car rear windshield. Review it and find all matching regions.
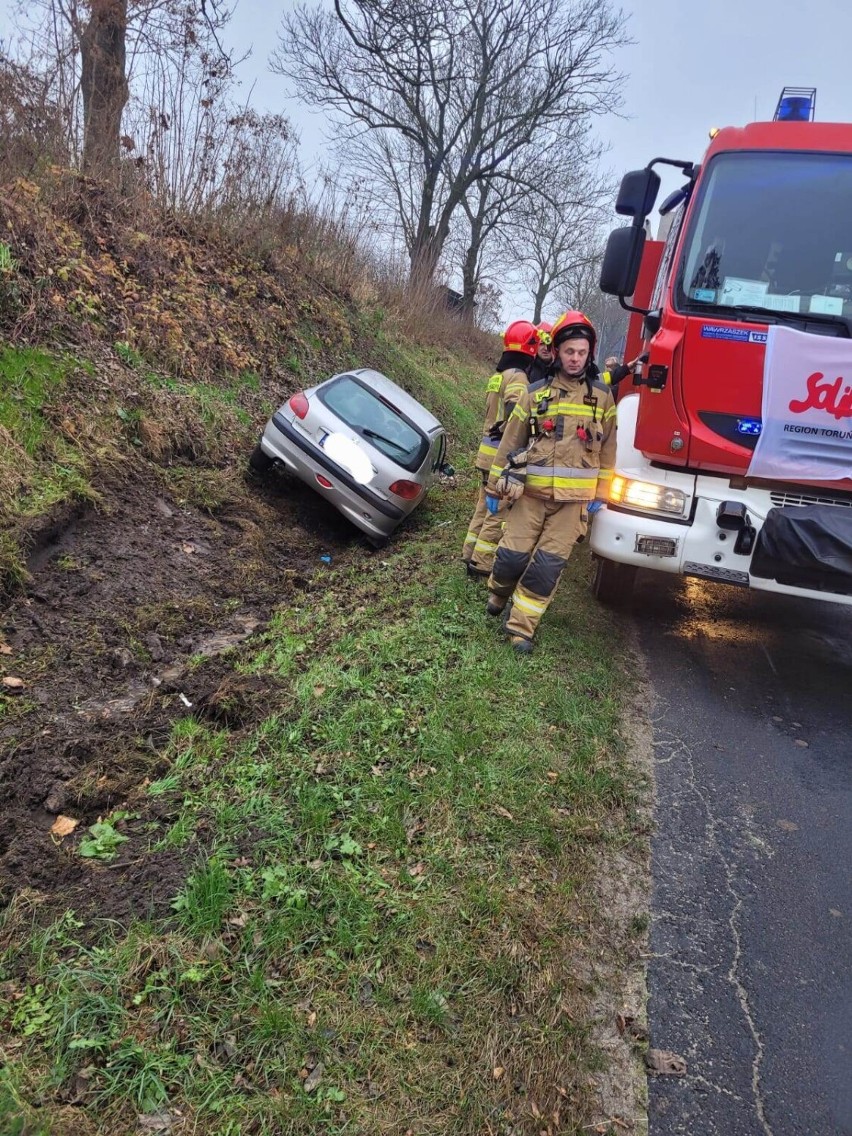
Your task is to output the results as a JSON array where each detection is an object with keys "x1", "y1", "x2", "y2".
[{"x1": 319, "y1": 375, "x2": 429, "y2": 471}]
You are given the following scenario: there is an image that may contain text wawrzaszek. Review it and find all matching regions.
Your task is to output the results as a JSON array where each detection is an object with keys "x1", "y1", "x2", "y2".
[{"x1": 783, "y1": 423, "x2": 852, "y2": 440}]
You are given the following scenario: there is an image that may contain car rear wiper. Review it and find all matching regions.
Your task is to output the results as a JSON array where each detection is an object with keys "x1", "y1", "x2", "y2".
[
  {"x1": 690, "y1": 301, "x2": 851, "y2": 337},
  {"x1": 361, "y1": 427, "x2": 409, "y2": 455}
]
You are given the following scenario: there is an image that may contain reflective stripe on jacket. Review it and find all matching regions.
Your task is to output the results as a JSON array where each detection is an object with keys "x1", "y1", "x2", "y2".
[
  {"x1": 475, "y1": 367, "x2": 529, "y2": 472},
  {"x1": 488, "y1": 372, "x2": 617, "y2": 502}
]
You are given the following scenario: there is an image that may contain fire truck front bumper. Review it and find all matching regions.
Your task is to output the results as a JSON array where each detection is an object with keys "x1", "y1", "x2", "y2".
[{"x1": 590, "y1": 474, "x2": 852, "y2": 606}]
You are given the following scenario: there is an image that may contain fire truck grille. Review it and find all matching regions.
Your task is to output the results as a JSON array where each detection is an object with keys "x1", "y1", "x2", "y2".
[{"x1": 770, "y1": 491, "x2": 852, "y2": 510}]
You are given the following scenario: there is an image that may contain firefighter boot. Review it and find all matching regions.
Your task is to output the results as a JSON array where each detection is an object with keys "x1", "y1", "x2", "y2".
[
  {"x1": 486, "y1": 593, "x2": 508, "y2": 616},
  {"x1": 510, "y1": 635, "x2": 533, "y2": 655}
]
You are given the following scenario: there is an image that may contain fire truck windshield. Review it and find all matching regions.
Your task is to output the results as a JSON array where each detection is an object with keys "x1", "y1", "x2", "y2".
[{"x1": 677, "y1": 150, "x2": 852, "y2": 334}]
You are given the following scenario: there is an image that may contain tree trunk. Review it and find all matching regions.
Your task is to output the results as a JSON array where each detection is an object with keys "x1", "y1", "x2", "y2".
[
  {"x1": 408, "y1": 183, "x2": 458, "y2": 288},
  {"x1": 532, "y1": 278, "x2": 549, "y2": 324},
  {"x1": 80, "y1": 0, "x2": 129, "y2": 179},
  {"x1": 459, "y1": 209, "x2": 484, "y2": 321},
  {"x1": 408, "y1": 234, "x2": 441, "y2": 290},
  {"x1": 459, "y1": 248, "x2": 478, "y2": 321}
]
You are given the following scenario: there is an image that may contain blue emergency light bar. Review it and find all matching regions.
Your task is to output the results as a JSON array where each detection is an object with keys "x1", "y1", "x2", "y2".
[{"x1": 774, "y1": 87, "x2": 816, "y2": 122}]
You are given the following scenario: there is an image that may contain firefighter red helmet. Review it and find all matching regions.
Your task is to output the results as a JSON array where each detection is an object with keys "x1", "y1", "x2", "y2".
[
  {"x1": 550, "y1": 311, "x2": 597, "y2": 358},
  {"x1": 503, "y1": 319, "x2": 539, "y2": 358},
  {"x1": 536, "y1": 321, "x2": 553, "y2": 347}
]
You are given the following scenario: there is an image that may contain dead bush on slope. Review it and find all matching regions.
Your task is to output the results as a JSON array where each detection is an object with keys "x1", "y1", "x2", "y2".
[{"x1": 0, "y1": 52, "x2": 69, "y2": 180}]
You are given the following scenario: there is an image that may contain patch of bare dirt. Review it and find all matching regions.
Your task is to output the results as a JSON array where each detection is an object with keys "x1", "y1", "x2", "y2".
[{"x1": 0, "y1": 461, "x2": 364, "y2": 926}]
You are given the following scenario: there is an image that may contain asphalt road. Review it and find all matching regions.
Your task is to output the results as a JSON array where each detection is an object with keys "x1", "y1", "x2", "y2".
[{"x1": 633, "y1": 572, "x2": 852, "y2": 1136}]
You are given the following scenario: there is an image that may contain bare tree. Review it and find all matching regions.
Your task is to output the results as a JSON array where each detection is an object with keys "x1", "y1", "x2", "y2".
[
  {"x1": 0, "y1": 48, "x2": 69, "y2": 176},
  {"x1": 11, "y1": 0, "x2": 234, "y2": 179},
  {"x1": 79, "y1": 0, "x2": 129, "y2": 175},
  {"x1": 454, "y1": 167, "x2": 527, "y2": 320},
  {"x1": 272, "y1": 0, "x2": 628, "y2": 286},
  {"x1": 506, "y1": 136, "x2": 613, "y2": 322},
  {"x1": 457, "y1": 178, "x2": 501, "y2": 320},
  {"x1": 449, "y1": 115, "x2": 607, "y2": 320},
  {"x1": 561, "y1": 251, "x2": 629, "y2": 359}
]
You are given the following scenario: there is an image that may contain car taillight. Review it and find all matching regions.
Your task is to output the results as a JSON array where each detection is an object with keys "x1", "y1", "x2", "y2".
[
  {"x1": 389, "y1": 479, "x2": 421, "y2": 500},
  {"x1": 289, "y1": 391, "x2": 309, "y2": 419}
]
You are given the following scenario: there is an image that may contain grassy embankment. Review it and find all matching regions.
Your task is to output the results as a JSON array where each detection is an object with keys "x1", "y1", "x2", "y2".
[{"x1": 0, "y1": 174, "x2": 649, "y2": 1135}]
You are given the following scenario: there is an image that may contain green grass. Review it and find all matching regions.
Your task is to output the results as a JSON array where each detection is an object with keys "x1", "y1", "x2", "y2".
[
  {"x1": 0, "y1": 346, "x2": 103, "y2": 587},
  {"x1": 0, "y1": 346, "x2": 69, "y2": 455},
  {"x1": 0, "y1": 477, "x2": 645, "y2": 1134},
  {"x1": 0, "y1": 318, "x2": 646, "y2": 1133}
]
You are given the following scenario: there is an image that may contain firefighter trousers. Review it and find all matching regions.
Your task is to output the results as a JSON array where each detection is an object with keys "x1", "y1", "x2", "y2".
[
  {"x1": 488, "y1": 495, "x2": 587, "y2": 641},
  {"x1": 462, "y1": 471, "x2": 491, "y2": 563},
  {"x1": 470, "y1": 496, "x2": 509, "y2": 574}
]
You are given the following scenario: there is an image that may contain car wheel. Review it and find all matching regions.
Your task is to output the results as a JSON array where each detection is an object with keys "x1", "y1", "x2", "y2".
[
  {"x1": 248, "y1": 443, "x2": 274, "y2": 474},
  {"x1": 592, "y1": 556, "x2": 637, "y2": 607}
]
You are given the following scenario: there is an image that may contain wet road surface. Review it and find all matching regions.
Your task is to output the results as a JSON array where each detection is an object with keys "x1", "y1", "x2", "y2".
[{"x1": 633, "y1": 573, "x2": 852, "y2": 1136}]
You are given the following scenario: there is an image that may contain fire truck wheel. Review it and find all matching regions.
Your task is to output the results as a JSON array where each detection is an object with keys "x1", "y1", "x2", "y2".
[
  {"x1": 592, "y1": 556, "x2": 637, "y2": 607},
  {"x1": 249, "y1": 443, "x2": 274, "y2": 474}
]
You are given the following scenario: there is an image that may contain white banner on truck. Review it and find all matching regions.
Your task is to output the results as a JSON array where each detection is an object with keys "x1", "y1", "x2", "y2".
[{"x1": 747, "y1": 325, "x2": 852, "y2": 481}]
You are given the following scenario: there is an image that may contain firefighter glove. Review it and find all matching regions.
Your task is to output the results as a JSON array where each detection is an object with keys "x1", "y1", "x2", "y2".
[
  {"x1": 587, "y1": 500, "x2": 603, "y2": 515},
  {"x1": 495, "y1": 473, "x2": 525, "y2": 502}
]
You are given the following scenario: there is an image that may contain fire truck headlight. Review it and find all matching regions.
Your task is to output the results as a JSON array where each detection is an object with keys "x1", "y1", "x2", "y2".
[{"x1": 609, "y1": 476, "x2": 688, "y2": 518}]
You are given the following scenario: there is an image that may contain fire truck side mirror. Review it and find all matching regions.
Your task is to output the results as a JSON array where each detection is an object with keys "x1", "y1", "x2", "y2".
[
  {"x1": 615, "y1": 168, "x2": 661, "y2": 219},
  {"x1": 600, "y1": 225, "x2": 646, "y2": 298}
]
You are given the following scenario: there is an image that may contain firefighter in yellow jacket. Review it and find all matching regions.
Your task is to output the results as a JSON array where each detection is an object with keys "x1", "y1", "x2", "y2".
[
  {"x1": 484, "y1": 311, "x2": 616, "y2": 653},
  {"x1": 461, "y1": 320, "x2": 540, "y2": 575}
]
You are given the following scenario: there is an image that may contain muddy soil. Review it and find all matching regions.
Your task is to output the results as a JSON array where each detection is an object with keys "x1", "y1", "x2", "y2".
[{"x1": 0, "y1": 462, "x2": 365, "y2": 929}]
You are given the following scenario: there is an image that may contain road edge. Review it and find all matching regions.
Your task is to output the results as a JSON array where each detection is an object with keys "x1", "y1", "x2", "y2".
[{"x1": 588, "y1": 621, "x2": 655, "y2": 1135}]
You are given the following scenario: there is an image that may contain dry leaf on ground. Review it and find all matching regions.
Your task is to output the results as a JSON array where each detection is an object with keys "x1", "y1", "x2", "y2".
[
  {"x1": 645, "y1": 1048, "x2": 687, "y2": 1075},
  {"x1": 2, "y1": 676, "x2": 24, "y2": 690},
  {"x1": 303, "y1": 1063, "x2": 324, "y2": 1093},
  {"x1": 136, "y1": 1110, "x2": 181, "y2": 1132},
  {"x1": 50, "y1": 815, "x2": 79, "y2": 838}
]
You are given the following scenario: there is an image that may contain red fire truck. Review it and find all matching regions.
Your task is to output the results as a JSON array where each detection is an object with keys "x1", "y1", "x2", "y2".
[{"x1": 592, "y1": 88, "x2": 852, "y2": 606}]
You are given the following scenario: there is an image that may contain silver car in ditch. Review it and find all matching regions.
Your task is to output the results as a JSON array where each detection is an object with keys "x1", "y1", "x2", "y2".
[{"x1": 250, "y1": 368, "x2": 451, "y2": 545}]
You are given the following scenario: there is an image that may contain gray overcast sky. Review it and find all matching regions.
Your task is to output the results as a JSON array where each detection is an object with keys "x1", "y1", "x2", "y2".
[{"x1": 215, "y1": 0, "x2": 852, "y2": 210}]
